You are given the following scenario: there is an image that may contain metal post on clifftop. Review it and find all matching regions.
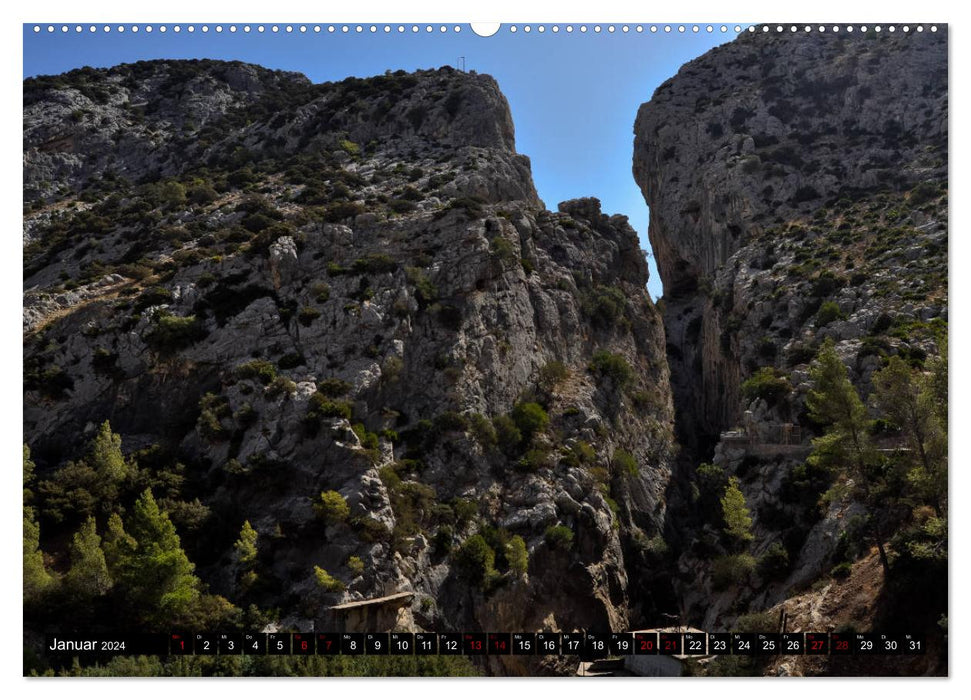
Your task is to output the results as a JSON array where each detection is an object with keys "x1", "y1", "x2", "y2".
[{"x1": 458, "y1": 56, "x2": 466, "y2": 72}]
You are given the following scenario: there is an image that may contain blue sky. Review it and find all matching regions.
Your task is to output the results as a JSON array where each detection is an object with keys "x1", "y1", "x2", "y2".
[{"x1": 23, "y1": 24, "x2": 737, "y2": 298}]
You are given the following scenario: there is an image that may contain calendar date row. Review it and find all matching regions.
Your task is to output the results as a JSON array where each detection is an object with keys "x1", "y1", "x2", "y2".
[{"x1": 46, "y1": 631, "x2": 925, "y2": 657}]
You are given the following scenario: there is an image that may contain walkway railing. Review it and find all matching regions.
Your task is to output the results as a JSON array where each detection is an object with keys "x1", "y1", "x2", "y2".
[{"x1": 720, "y1": 423, "x2": 803, "y2": 446}]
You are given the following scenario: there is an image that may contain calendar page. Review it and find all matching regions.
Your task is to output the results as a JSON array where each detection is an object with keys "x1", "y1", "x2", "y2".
[{"x1": 22, "y1": 19, "x2": 947, "y2": 679}]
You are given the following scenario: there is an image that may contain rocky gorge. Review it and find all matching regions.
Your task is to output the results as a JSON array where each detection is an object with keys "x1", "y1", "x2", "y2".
[
  {"x1": 24, "y1": 26, "x2": 947, "y2": 677},
  {"x1": 634, "y1": 27, "x2": 947, "y2": 673}
]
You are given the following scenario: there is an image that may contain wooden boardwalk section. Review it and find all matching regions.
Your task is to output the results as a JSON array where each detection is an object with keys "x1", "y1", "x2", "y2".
[{"x1": 329, "y1": 592, "x2": 414, "y2": 611}]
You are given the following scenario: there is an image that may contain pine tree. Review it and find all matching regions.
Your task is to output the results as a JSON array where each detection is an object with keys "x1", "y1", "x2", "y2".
[
  {"x1": 23, "y1": 445, "x2": 53, "y2": 603},
  {"x1": 24, "y1": 507, "x2": 54, "y2": 603},
  {"x1": 928, "y1": 334, "x2": 948, "y2": 431},
  {"x1": 37, "y1": 422, "x2": 128, "y2": 527},
  {"x1": 89, "y1": 420, "x2": 128, "y2": 483},
  {"x1": 506, "y1": 535, "x2": 528, "y2": 576},
  {"x1": 234, "y1": 520, "x2": 258, "y2": 567},
  {"x1": 806, "y1": 339, "x2": 879, "y2": 485},
  {"x1": 124, "y1": 489, "x2": 201, "y2": 624},
  {"x1": 24, "y1": 443, "x2": 35, "y2": 504},
  {"x1": 806, "y1": 340, "x2": 871, "y2": 466},
  {"x1": 721, "y1": 477, "x2": 754, "y2": 547},
  {"x1": 872, "y1": 356, "x2": 946, "y2": 511},
  {"x1": 807, "y1": 340, "x2": 889, "y2": 572},
  {"x1": 65, "y1": 516, "x2": 112, "y2": 598},
  {"x1": 314, "y1": 491, "x2": 350, "y2": 524},
  {"x1": 454, "y1": 534, "x2": 496, "y2": 586}
]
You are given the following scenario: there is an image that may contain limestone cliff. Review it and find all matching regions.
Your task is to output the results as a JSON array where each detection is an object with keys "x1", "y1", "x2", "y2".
[
  {"x1": 634, "y1": 27, "x2": 946, "y2": 446},
  {"x1": 633, "y1": 28, "x2": 947, "y2": 666},
  {"x1": 24, "y1": 60, "x2": 676, "y2": 672}
]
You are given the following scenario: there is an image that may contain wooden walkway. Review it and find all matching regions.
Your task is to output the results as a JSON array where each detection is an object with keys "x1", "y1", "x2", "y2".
[{"x1": 330, "y1": 591, "x2": 414, "y2": 611}]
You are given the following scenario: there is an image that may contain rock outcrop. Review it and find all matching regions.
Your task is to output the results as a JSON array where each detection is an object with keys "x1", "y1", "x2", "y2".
[
  {"x1": 633, "y1": 28, "x2": 948, "y2": 653},
  {"x1": 24, "y1": 60, "x2": 676, "y2": 671},
  {"x1": 634, "y1": 27, "x2": 947, "y2": 446},
  {"x1": 24, "y1": 31, "x2": 948, "y2": 676}
]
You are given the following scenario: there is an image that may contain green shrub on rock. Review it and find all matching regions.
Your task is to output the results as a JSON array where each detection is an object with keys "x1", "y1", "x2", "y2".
[
  {"x1": 305, "y1": 394, "x2": 352, "y2": 430},
  {"x1": 518, "y1": 446, "x2": 552, "y2": 472},
  {"x1": 757, "y1": 542, "x2": 790, "y2": 579},
  {"x1": 404, "y1": 267, "x2": 438, "y2": 307},
  {"x1": 740, "y1": 367, "x2": 791, "y2": 406},
  {"x1": 236, "y1": 359, "x2": 277, "y2": 385},
  {"x1": 317, "y1": 378, "x2": 352, "y2": 397},
  {"x1": 612, "y1": 449, "x2": 639, "y2": 478},
  {"x1": 712, "y1": 553, "x2": 756, "y2": 590},
  {"x1": 492, "y1": 415, "x2": 522, "y2": 454},
  {"x1": 453, "y1": 534, "x2": 496, "y2": 586},
  {"x1": 537, "y1": 360, "x2": 569, "y2": 392},
  {"x1": 198, "y1": 393, "x2": 231, "y2": 441},
  {"x1": 489, "y1": 237, "x2": 517, "y2": 265},
  {"x1": 582, "y1": 285, "x2": 628, "y2": 328},
  {"x1": 510, "y1": 402, "x2": 549, "y2": 442},
  {"x1": 816, "y1": 300, "x2": 843, "y2": 327},
  {"x1": 314, "y1": 490, "x2": 350, "y2": 524},
  {"x1": 314, "y1": 565, "x2": 345, "y2": 592},
  {"x1": 589, "y1": 351, "x2": 633, "y2": 388},
  {"x1": 266, "y1": 375, "x2": 297, "y2": 398},
  {"x1": 467, "y1": 413, "x2": 497, "y2": 448},
  {"x1": 545, "y1": 525, "x2": 574, "y2": 551},
  {"x1": 506, "y1": 535, "x2": 528, "y2": 575},
  {"x1": 145, "y1": 313, "x2": 206, "y2": 353},
  {"x1": 298, "y1": 307, "x2": 321, "y2": 326},
  {"x1": 346, "y1": 555, "x2": 365, "y2": 576}
]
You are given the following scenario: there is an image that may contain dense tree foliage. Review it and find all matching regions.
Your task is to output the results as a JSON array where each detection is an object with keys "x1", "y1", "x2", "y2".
[
  {"x1": 49, "y1": 653, "x2": 479, "y2": 677},
  {"x1": 121, "y1": 489, "x2": 202, "y2": 624},
  {"x1": 24, "y1": 423, "x2": 243, "y2": 643},
  {"x1": 872, "y1": 355, "x2": 947, "y2": 515},
  {"x1": 805, "y1": 338, "x2": 947, "y2": 592},
  {"x1": 806, "y1": 339, "x2": 873, "y2": 477},
  {"x1": 24, "y1": 508, "x2": 53, "y2": 603},
  {"x1": 89, "y1": 420, "x2": 128, "y2": 483}
]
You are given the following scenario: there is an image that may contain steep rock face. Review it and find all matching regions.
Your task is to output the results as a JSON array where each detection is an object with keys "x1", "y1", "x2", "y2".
[
  {"x1": 633, "y1": 29, "x2": 947, "y2": 640},
  {"x1": 24, "y1": 61, "x2": 675, "y2": 664},
  {"x1": 634, "y1": 28, "x2": 947, "y2": 445},
  {"x1": 24, "y1": 60, "x2": 525, "y2": 209},
  {"x1": 25, "y1": 61, "x2": 308, "y2": 207}
]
